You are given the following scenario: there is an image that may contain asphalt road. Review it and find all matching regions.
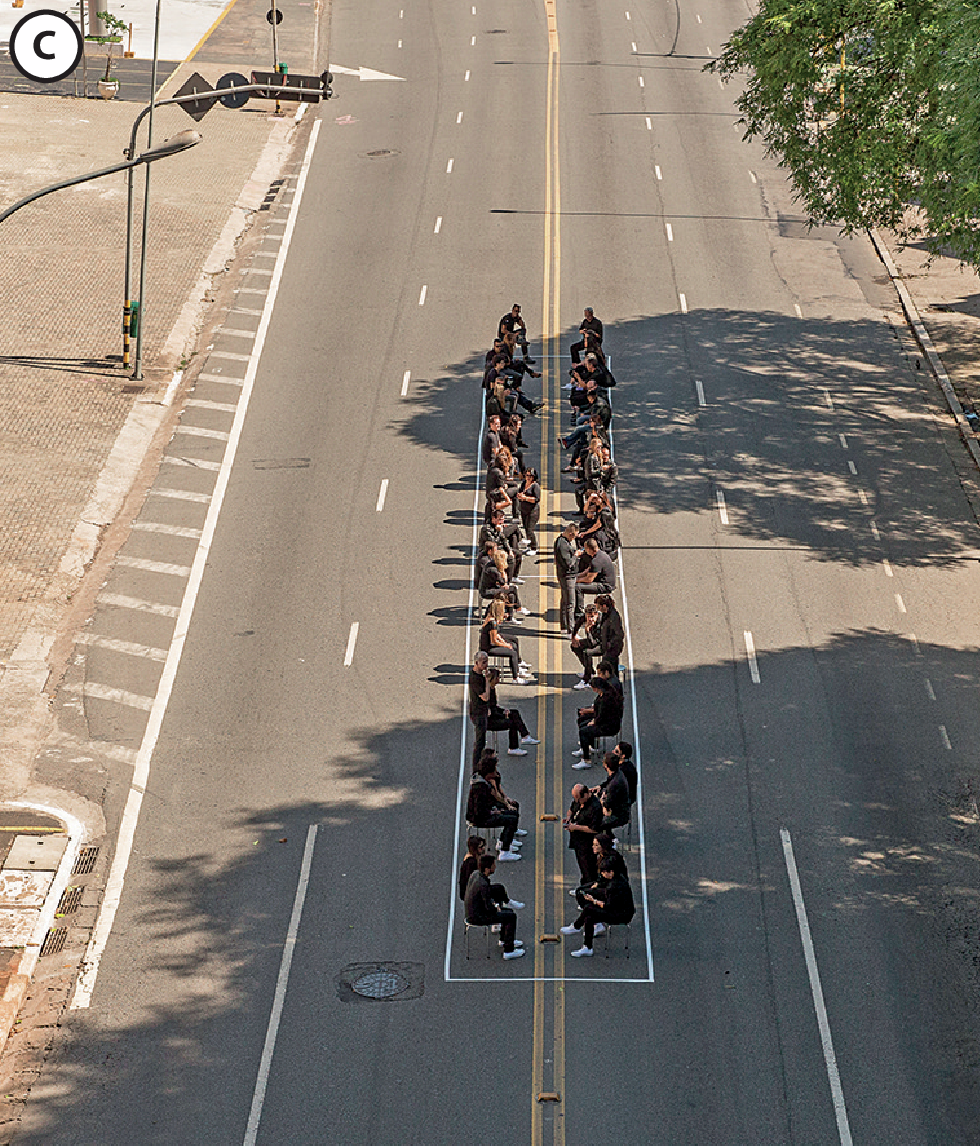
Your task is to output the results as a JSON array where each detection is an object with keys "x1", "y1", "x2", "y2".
[{"x1": 13, "y1": 0, "x2": 980, "y2": 1141}]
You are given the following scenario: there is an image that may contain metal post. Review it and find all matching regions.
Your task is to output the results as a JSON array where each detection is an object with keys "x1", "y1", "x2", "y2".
[
  {"x1": 271, "y1": 0, "x2": 281, "y2": 115},
  {"x1": 131, "y1": 0, "x2": 162, "y2": 380}
]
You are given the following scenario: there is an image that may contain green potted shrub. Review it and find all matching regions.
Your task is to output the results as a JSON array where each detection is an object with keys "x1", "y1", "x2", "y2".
[{"x1": 91, "y1": 11, "x2": 127, "y2": 99}]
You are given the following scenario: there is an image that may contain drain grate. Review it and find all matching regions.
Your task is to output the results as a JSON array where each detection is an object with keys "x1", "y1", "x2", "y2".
[
  {"x1": 55, "y1": 886, "x2": 83, "y2": 916},
  {"x1": 39, "y1": 928, "x2": 68, "y2": 957},
  {"x1": 352, "y1": 968, "x2": 409, "y2": 999},
  {"x1": 336, "y1": 961, "x2": 424, "y2": 1002},
  {"x1": 72, "y1": 846, "x2": 99, "y2": 876}
]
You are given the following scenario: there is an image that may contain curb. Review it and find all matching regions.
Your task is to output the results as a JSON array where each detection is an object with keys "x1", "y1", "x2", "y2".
[{"x1": 868, "y1": 226, "x2": 980, "y2": 472}]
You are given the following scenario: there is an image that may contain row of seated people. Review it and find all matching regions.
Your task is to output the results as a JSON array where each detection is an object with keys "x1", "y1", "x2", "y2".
[{"x1": 461, "y1": 304, "x2": 636, "y2": 959}]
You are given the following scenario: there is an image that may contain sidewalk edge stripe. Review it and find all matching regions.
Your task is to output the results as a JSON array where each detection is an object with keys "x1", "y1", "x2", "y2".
[{"x1": 70, "y1": 117, "x2": 322, "y2": 1011}]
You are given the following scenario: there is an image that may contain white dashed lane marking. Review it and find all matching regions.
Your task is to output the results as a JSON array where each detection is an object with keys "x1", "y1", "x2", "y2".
[
  {"x1": 744, "y1": 631, "x2": 761, "y2": 683},
  {"x1": 419, "y1": 284, "x2": 427, "y2": 306},
  {"x1": 716, "y1": 490, "x2": 729, "y2": 525},
  {"x1": 434, "y1": 216, "x2": 443, "y2": 233},
  {"x1": 401, "y1": 370, "x2": 411, "y2": 396},
  {"x1": 895, "y1": 593, "x2": 907, "y2": 613},
  {"x1": 376, "y1": 480, "x2": 389, "y2": 512},
  {"x1": 925, "y1": 678, "x2": 936, "y2": 701},
  {"x1": 940, "y1": 725, "x2": 952, "y2": 750},
  {"x1": 344, "y1": 622, "x2": 360, "y2": 667},
  {"x1": 695, "y1": 380, "x2": 706, "y2": 407}
]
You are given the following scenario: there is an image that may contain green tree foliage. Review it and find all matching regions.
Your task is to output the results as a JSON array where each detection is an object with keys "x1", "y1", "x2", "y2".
[{"x1": 711, "y1": 0, "x2": 980, "y2": 269}]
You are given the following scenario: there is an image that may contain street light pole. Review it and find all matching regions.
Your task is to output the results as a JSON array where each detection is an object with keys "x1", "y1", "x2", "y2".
[{"x1": 131, "y1": 0, "x2": 163, "y2": 380}]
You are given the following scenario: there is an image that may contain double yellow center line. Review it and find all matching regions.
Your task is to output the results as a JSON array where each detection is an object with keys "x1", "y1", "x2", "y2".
[{"x1": 532, "y1": 2, "x2": 564, "y2": 1142}]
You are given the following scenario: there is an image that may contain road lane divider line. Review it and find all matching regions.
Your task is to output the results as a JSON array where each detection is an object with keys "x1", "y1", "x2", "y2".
[
  {"x1": 716, "y1": 489, "x2": 729, "y2": 525},
  {"x1": 838, "y1": 433, "x2": 848, "y2": 448},
  {"x1": 243, "y1": 824, "x2": 318, "y2": 1146},
  {"x1": 343, "y1": 622, "x2": 360, "y2": 666},
  {"x1": 780, "y1": 829, "x2": 854, "y2": 1146},
  {"x1": 419, "y1": 284, "x2": 427, "y2": 306},
  {"x1": 870, "y1": 521, "x2": 880, "y2": 540},
  {"x1": 457, "y1": 111, "x2": 463, "y2": 123},
  {"x1": 749, "y1": 169, "x2": 757, "y2": 183},
  {"x1": 631, "y1": 41, "x2": 636, "y2": 52},
  {"x1": 401, "y1": 369, "x2": 411, "y2": 396},
  {"x1": 744, "y1": 630, "x2": 761, "y2": 683},
  {"x1": 434, "y1": 215, "x2": 443, "y2": 233},
  {"x1": 895, "y1": 593, "x2": 907, "y2": 613},
  {"x1": 646, "y1": 118, "x2": 652, "y2": 131},
  {"x1": 823, "y1": 388, "x2": 834, "y2": 409},
  {"x1": 794, "y1": 303, "x2": 804, "y2": 318},
  {"x1": 465, "y1": 69, "x2": 470, "y2": 80},
  {"x1": 70, "y1": 119, "x2": 323, "y2": 1011},
  {"x1": 679, "y1": 292, "x2": 688, "y2": 313},
  {"x1": 665, "y1": 223, "x2": 673, "y2": 241},
  {"x1": 695, "y1": 379, "x2": 706, "y2": 406},
  {"x1": 376, "y1": 480, "x2": 389, "y2": 512},
  {"x1": 858, "y1": 489, "x2": 869, "y2": 507},
  {"x1": 882, "y1": 559, "x2": 893, "y2": 577},
  {"x1": 471, "y1": 34, "x2": 476, "y2": 44},
  {"x1": 447, "y1": 157, "x2": 455, "y2": 173},
  {"x1": 925, "y1": 678, "x2": 936, "y2": 701},
  {"x1": 940, "y1": 725, "x2": 952, "y2": 750},
  {"x1": 638, "y1": 75, "x2": 644, "y2": 87},
  {"x1": 847, "y1": 461, "x2": 857, "y2": 475}
]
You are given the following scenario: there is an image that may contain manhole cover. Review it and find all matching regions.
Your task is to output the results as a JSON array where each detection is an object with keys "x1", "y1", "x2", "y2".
[{"x1": 352, "y1": 968, "x2": 409, "y2": 999}]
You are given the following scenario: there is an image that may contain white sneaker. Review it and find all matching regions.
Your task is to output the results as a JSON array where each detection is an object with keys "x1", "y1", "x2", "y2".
[
  {"x1": 560, "y1": 924, "x2": 581, "y2": 935},
  {"x1": 497, "y1": 850, "x2": 521, "y2": 862},
  {"x1": 491, "y1": 923, "x2": 502, "y2": 933},
  {"x1": 506, "y1": 899, "x2": 525, "y2": 909},
  {"x1": 520, "y1": 607, "x2": 531, "y2": 616},
  {"x1": 569, "y1": 888, "x2": 580, "y2": 896},
  {"x1": 572, "y1": 760, "x2": 592, "y2": 770},
  {"x1": 519, "y1": 661, "x2": 531, "y2": 670},
  {"x1": 514, "y1": 677, "x2": 534, "y2": 686},
  {"x1": 514, "y1": 827, "x2": 528, "y2": 836},
  {"x1": 513, "y1": 577, "x2": 525, "y2": 585},
  {"x1": 593, "y1": 922, "x2": 606, "y2": 936},
  {"x1": 499, "y1": 938, "x2": 524, "y2": 948},
  {"x1": 511, "y1": 618, "x2": 524, "y2": 625},
  {"x1": 570, "y1": 945, "x2": 594, "y2": 958},
  {"x1": 571, "y1": 748, "x2": 585, "y2": 757},
  {"x1": 521, "y1": 735, "x2": 540, "y2": 744},
  {"x1": 507, "y1": 748, "x2": 528, "y2": 756},
  {"x1": 503, "y1": 948, "x2": 526, "y2": 960},
  {"x1": 574, "y1": 680, "x2": 590, "y2": 690},
  {"x1": 525, "y1": 549, "x2": 537, "y2": 556}
]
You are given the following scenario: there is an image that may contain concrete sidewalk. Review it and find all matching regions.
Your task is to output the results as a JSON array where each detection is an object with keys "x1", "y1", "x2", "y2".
[{"x1": 0, "y1": 0, "x2": 328, "y2": 1104}]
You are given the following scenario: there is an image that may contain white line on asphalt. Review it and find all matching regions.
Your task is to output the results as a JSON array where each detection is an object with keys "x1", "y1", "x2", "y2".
[
  {"x1": 794, "y1": 303, "x2": 803, "y2": 318},
  {"x1": 749, "y1": 170, "x2": 757, "y2": 183},
  {"x1": 706, "y1": 45, "x2": 711, "y2": 54},
  {"x1": 870, "y1": 521, "x2": 880, "y2": 540},
  {"x1": 398, "y1": 39, "x2": 402, "y2": 46},
  {"x1": 858, "y1": 489, "x2": 869, "y2": 507},
  {"x1": 64, "y1": 682, "x2": 154, "y2": 710},
  {"x1": 401, "y1": 369, "x2": 411, "y2": 396},
  {"x1": 716, "y1": 489, "x2": 728, "y2": 524},
  {"x1": 940, "y1": 725, "x2": 952, "y2": 750},
  {"x1": 472, "y1": 4, "x2": 476, "y2": 12},
  {"x1": 823, "y1": 388, "x2": 833, "y2": 409},
  {"x1": 70, "y1": 118, "x2": 323, "y2": 1012},
  {"x1": 679, "y1": 293, "x2": 688, "y2": 313},
  {"x1": 895, "y1": 593, "x2": 907, "y2": 613},
  {"x1": 188, "y1": 398, "x2": 238, "y2": 413},
  {"x1": 631, "y1": 41, "x2": 636, "y2": 52},
  {"x1": 457, "y1": 110, "x2": 463, "y2": 123},
  {"x1": 175, "y1": 425, "x2": 230, "y2": 441},
  {"x1": 434, "y1": 215, "x2": 443, "y2": 233},
  {"x1": 163, "y1": 456, "x2": 221, "y2": 472},
  {"x1": 465, "y1": 69, "x2": 470, "y2": 80},
  {"x1": 847, "y1": 461, "x2": 857, "y2": 475},
  {"x1": 908, "y1": 632, "x2": 920, "y2": 654},
  {"x1": 695, "y1": 379, "x2": 706, "y2": 406},
  {"x1": 638, "y1": 76, "x2": 644, "y2": 87},
  {"x1": 654, "y1": 162, "x2": 661, "y2": 175},
  {"x1": 116, "y1": 556, "x2": 192, "y2": 577},
  {"x1": 925, "y1": 678, "x2": 936, "y2": 701},
  {"x1": 399, "y1": 8, "x2": 403, "y2": 14},
  {"x1": 665, "y1": 223, "x2": 673, "y2": 241},
  {"x1": 243, "y1": 825, "x2": 318, "y2": 1146},
  {"x1": 647, "y1": 118, "x2": 653, "y2": 131},
  {"x1": 882, "y1": 559, "x2": 893, "y2": 577},
  {"x1": 344, "y1": 622, "x2": 360, "y2": 666},
  {"x1": 132, "y1": 521, "x2": 203, "y2": 539},
  {"x1": 419, "y1": 284, "x2": 427, "y2": 306},
  {"x1": 376, "y1": 479, "x2": 389, "y2": 512},
  {"x1": 148, "y1": 488, "x2": 211, "y2": 503},
  {"x1": 838, "y1": 433, "x2": 848, "y2": 449},
  {"x1": 77, "y1": 633, "x2": 168, "y2": 661},
  {"x1": 208, "y1": 350, "x2": 251, "y2": 362},
  {"x1": 197, "y1": 372, "x2": 244, "y2": 385},
  {"x1": 471, "y1": 34, "x2": 476, "y2": 44},
  {"x1": 625, "y1": 9, "x2": 630, "y2": 18},
  {"x1": 696, "y1": 13, "x2": 702, "y2": 21},
  {"x1": 744, "y1": 631, "x2": 761, "y2": 683},
  {"x1": 447, "y1": 157, "x2": 455, "y2": 173},
  {"x1": 780, "y1": 829, "x2": 854, "y2": 1146},
  {"x1": 222, "y1": 326, "x2": 259, "y2": 336},
  {"x1": 98, "y1": 593, "x2": 179, "y2": 619}
]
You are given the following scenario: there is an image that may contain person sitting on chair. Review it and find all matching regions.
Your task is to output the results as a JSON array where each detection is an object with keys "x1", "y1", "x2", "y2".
[
  {"x1": 485, "y1": 665, "x2": 540, "y2": 752},
  {"x1": 465, "y1": 855, "x2": 526, "y2": 959},
  {"x1": 563, "y1": 858, "x2": 635, "y2": 957},
  {"x1": 572, "y1": 677, "x2": 624, "y2": 768},
  {"x1": 459, "y1": 836, "x2": 524, "y2": 909},
  {"x1": 466, "y1": 756, "x2": 521, "y2": 860},
  {"x1": 596, "y1": 751, "x2": 630, "y2": 830}
]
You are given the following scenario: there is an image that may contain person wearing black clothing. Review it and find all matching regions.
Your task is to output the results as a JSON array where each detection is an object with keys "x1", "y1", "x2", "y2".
[
  {"x1": 486, "y1": 667, "x2": 538, "y2": 752},
  {"x1": 563, "y1": 783, "x2": 604, "y2": 885},
  {"x1": 597, "y1": 752, "x2": 630, "y2": 830},
  {"x1": 498, "y1": 304, "x2": 534, "y2": 363},
  {"x1": 574, "y1": 677, "x2": 624, "y2": 765},
  {"x1": 574, "y1": 539, "x2": 616, "y2": 620},
  {"x1": 516, "y1": 468, "x2": 541, "y2": 553},
  {"x1": 482, "y1": 414, "x2": 502, "y2": 467},
  {"x1": 570, "y1": 604, "x2": 602, "y2": 690},
  {"x1": 480, "y1": 605, "x2": 529, "y2": 683},
  {"x1": 479, "y1": 512, "x2": 523, "y2": 580},
  {"x1": 613, "y1": 741, "x2": 638, "y2": 806},
  {"x1": 575, "y1": 833, "x2": 628, "y2": 904},
  {"x1": 598, "y1": 447, "x2": 618, "y2": 494},
  {"x1": 569, "y1": 307, "x2": 603, "y2": 363},
  {"x1": 465, "y1": 856, "x2": 525, "y2": 958},
  {"x1": 597, "y1": 594, "x2": 624, "y2": 678},
  {"x1": 469, "y1": 651, "x2": 491, "y2": 769},
  {"x1": 466, "y1": 764, "x2": 521, "y2": 858},
  {"x1": 566, "y1": 863, "x2": 635, "y2": 957},
  {"x1": 554, "y1": 522, "x2": 579, "y2": 633},
  {"x1": 459, "y1": 836, "x2": 524, "y2": 908}
]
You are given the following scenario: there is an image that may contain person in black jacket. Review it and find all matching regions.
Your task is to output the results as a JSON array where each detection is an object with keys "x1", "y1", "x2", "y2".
[
  {"x1": 466, "y1": 759, "x2": 521, "y2": 859},
  {"x1": 573, "y1": 833, "x2": 628, "y2": 914},
  {"x1": 569, "y1": 307, "x2": 603, "y2": 363},
  {"x1": 572, "y1": 677, "x2": 624, "y2": 767},
  {"x1": 554, "y1": 522, "x2": 579, "y2": 633},
  {"x1": 563, "y1": 783, "x2": 604, "y2": 885},
  {"x1": 596, "y1": 752, "x2": 630, "y2": 830},
  {"x1": 596, "y1": 594, "x2": 624, "y2": 678},
  {"x1": 613, "y1": 741, "x2": 637, "y2": 807},
  {"x1": 465, "y1": 855, "x2": 525, "y2": 958},
  {"x1": 458, "y1": 837, "x2": 524, "y2": 908},
  {"x1": 565, "y1": 862, "x2": 635, "y2": 956}
]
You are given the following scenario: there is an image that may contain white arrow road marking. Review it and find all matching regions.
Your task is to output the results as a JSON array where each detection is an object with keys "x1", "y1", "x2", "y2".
[{"x1": 329, "y1": 63, "x2": 407, "y2": 81}]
